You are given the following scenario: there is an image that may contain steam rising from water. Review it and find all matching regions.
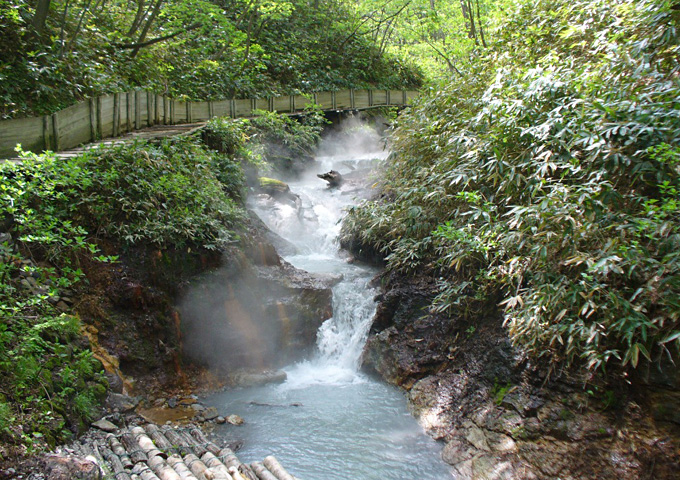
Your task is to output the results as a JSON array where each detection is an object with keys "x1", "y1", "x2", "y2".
[{"x1": 205, "y1": 116, "x2": 453, "y2": 479}]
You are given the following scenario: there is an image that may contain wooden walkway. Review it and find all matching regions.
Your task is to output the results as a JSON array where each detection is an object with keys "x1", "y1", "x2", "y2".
[
  {"x1": 70, "y1": 423, "x2": 298, "y2": 480},
  {"x1": 0, "y1": 89, "x2": 418, "y2": 159}
]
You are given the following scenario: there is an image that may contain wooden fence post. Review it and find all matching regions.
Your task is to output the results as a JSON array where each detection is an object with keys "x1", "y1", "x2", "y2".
[
  {"x1": 51, "y1": 113, "x2": 60, "y2": 151},
  {"x1": 350, "y1": 90, "x2": 355, "y2": 109},
  {"x1": 402, "y1": 90, "x2": 407, "y2": 105},
  {"x1": 112, "y1": 93, "x2": 119, "y2": 137},
  {"x1": 97, "y1": 96, "x2": 103, "y2": 139},
  {"x1": 332, "y1": 91, "x2": 337, "y2": 109},
  {"x1": 368, "y1": 90, "x2": 373, "y2": 107},
  {"x1": 386, "y1": 90, "x2": 391, "y2": 105},
  {"x1": 135, "y1": 91, "x2": 141, "y2": 130},
  {"x1": 89, "y1": 98, "x2": 97, "y2": 141},
  {"x1": 42, "y1": 115, "x2": 51, "y2": 151},
  {"x1": 290, "y1": 95, "x2": 295, "y2": 112},
  {"x1": 230, "y1": 99, "x2": 236, "y2": 118},
  {"x1": 186, "y1": 101, "x2": 192, "y2": 123},
  {"x1": 208, "y1": 101, "x2": 214, "y2": 119},
  {"x1": 126, "y1": 91, "x2": 133, "y2": 132}
]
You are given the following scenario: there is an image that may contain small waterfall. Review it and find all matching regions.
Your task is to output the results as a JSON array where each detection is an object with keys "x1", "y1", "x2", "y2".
[{"x1": 207, "y1": 120, "x2": 453, "y2": 480}]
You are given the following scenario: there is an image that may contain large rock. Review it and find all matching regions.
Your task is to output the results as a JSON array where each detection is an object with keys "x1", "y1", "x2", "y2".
[
  {"x1": 179, "y1": 257, "x2": 333, "y2": 371},
  {"x1": 38, "y1": 454, "x2": 102, "y2": 480}
]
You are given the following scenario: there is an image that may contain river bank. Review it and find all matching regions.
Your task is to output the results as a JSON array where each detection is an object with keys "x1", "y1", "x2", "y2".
[{"x1": 361, "y1": 272, "x2": 680, "y2": 479}]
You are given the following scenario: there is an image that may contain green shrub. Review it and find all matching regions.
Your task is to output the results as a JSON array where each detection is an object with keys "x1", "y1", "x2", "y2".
[{"x1": 342, "y1": 0, "x2": 680, "y2": 375}]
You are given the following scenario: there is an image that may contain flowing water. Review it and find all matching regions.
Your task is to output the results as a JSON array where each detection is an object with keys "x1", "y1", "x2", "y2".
[{"x1": 206, "y1": 122, "x2": 452, "y2": 479}]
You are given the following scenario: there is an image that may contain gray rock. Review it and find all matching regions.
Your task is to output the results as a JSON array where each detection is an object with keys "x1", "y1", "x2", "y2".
[
  {"x1": 190, "y1": 403, "x2": 206, "y2": 411},
  {"x1": 91, "y1": 419, "x2": 117, "y2": 432},
  {"x1": 465, "y1": 425, "x2": 491, "y2": 452},
  {"x1": 203, "y1": 407, "x2": 219, "y2": 420},
  {"x1": 215, "y1": 416, "x2": 227, "y2": 424},
  {"x1": 106, "y1": 393, "x2": 139, "y2": 412}
]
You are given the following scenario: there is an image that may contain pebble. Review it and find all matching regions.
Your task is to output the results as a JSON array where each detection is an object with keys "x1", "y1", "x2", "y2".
[
  {"x1": 190, "y1": 403, "x2": 205, "y2": 411},
  {"x1": 215, "y1": 416, "x2": 226, "y2": 424}
]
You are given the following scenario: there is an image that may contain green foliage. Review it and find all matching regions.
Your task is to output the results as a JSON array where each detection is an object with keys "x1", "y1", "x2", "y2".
[
  {"x1": 204, "y1": 107, "x2": 327, "y2": 174},
  {"x1": 0, "y1": 133, "x2": 250, "y2": 451},
  {"x1": 65, "y1": 138, "x2": 246, "y2": 249},
  {"x1": 342, "y1": 0, "x2": 680, "y2": 375},
  {"x1": 0, "y1": 156, "x2": 108, "y2": 447},
  {"x1": 0, "y1": 0, "x2": 422, "y2": 119}
]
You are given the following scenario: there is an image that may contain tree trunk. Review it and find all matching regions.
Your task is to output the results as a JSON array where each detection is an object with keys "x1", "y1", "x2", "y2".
[
  {"x1": 32, "y1": 0, "x2": 52, "y2": 35},
  {"x1": 130, "y1": 0, "x2": 164, "y2": 58}
]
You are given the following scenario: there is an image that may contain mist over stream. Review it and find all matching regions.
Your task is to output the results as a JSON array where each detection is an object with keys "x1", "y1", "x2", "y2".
[{"x1": 202, "y1": 118, "x2": 453, "y2": 479}]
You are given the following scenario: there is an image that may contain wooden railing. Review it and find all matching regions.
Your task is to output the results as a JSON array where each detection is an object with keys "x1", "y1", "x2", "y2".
[{"x1": 0, "y1": 89, "x2": 419, "y2": 158}]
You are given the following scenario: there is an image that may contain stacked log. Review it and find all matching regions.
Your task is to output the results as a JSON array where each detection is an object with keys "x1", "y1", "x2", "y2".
[
  {"x1": 121, "y1": 432, "x2": 149, "y2": 464},
  {"x1": 108, "y1": 434, "x2": 133, "y2": 468},
  {"x1": 79, "y1": 423, "x2": 298, "y2": 480},
  {"x1": 148, "y1": 455, "x2": 182, "y2": 480},
  {"x1": 263, "y1": 457, "x2": 295, "y2": 480},
  {"x1": 190, "y1": 428, "x2": 221, "y2": 455},
  {"x1": 132, "y1": 463, "x2": 162, "y2": 480},
  {"x1": 102, "y1": 446, "x2": 133, "y2": 480},
  {"x1": 201, "y1": 451, "x2": 233, "y2": 479},
  {"x1": 250, "y1": 462, "x2": 278, "y2": 480},
  {"x1": 161, "y1": 427, "x2": 195, "y2": 457},
  {"x1": 183, "y1": 453, "x2": 212, "y2": 480},
  {"x1": 145, "y1": 424, "x2": 177, "y2": 454},
  {"x1": 167, "y1": 454, "x2": 200, "y2": 480},
  {"x1": 132, "y1": 426, "x2": 166, "y2": 459}
]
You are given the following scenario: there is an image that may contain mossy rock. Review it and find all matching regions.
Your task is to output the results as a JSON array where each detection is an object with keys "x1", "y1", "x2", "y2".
[{"x1": 258, "y1": 177, "x2": 291, "y2": 195}]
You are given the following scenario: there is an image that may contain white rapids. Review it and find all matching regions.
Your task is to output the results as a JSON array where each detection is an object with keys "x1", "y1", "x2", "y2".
[{"x1": 205, "y1": 121, "x2": 453, "y2": 479}]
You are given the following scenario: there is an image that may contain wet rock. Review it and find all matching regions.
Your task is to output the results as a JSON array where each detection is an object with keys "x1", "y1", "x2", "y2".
[
  {"x1": 39, "y1": 454, "x2": 102, "y2": 480},
  {"x1": 227, "y1": 414, "x2": 245, "y2": 426},
  {"x1": 106, "y1": 393, "x2": 139, "y2": 413},
  {"x1": 203, "y1": 407, "x2": 219, "y2": 421},
  {"x1": 233, "y1": 370, "x2": 288, "y2": 387},
  {"x1": 317, "y1": 170, "x2": 343, "y2": 187},
  {"x1": 190, "y1": 403, "x2": 205, "y2": 411},
  {"x1": 91, "y1": 419, "x2": 118, "y2": 433},
  {"x1": 215, "y1": 416, "x2": 227, "y2": 424}
]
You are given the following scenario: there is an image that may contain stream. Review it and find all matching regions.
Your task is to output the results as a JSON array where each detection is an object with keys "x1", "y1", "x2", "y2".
[{"x1": 205, "y1": 122, "x2": 453, "y2": 479}]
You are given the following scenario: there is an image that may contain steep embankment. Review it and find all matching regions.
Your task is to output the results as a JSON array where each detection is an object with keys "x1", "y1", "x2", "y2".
[{"x1": 343, "y1": 0, "x2": 680, "y2": 478}]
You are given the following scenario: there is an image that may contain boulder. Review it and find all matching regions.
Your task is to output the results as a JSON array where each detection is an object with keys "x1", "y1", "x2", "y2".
[{"x1": 317, "y1": 170, "x2": 343, "y2": 187}]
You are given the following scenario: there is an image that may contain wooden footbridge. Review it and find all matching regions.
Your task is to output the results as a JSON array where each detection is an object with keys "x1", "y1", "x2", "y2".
[
  {"x1": 70, "y1": 422, "x2": 299, "y2": 480},
  {"x1": 0, "y1": 89, "x2": 418, "y2": 159}
]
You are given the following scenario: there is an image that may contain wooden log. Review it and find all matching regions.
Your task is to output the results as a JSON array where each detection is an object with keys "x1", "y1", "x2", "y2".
[
  {"x1": 216, "y1": 448, "x2": 240, "y2": 470},
  {"x1": 102, "y1": 446, "x2": 133, "y2": 480},
  {"x1": 237, "y1": 465, "x2": 258, "y2": 480},
  {"x1": 249, "y1": 462, "x2": 278, "y2": 480},
  {"x1": 108, "y1": 434, "x2": 133, "y2": 468},
  {"x1": 161, "y1": 427, "x2": 194, "y2": 456},
  {"x1": 201, "y1": 452, "x2": 233, "y2": 479},
  {"x1": 131, "y1": 426, "x2": 166, "y2": 459},
  {"x1": 228, "y1": 467, "x2": 246, "y2": 480},
  {"x1": 148, "y1": 454, "x2": 183, "y2": 480},
  {"x1": 121, "y1": 432, "x2": 149, "y2": 464},
  {"x1": 190, "y1": 428, "x2": 221, "y2": 456},
  {"x1": 145, "y1": 424, "x2": 177, "y2": 454},
  {"x1": 262, "y1": 457, "x2": 294, "y2": 480},
  {"x1": 132, "y1": 464, "x2": 162, "y2": 480},
  {"x1": 167, "y1": 454, "x2": 200, "y2": 480},
  {"x1": 93, "y1": 442, "x2": 114, "y2": 477},
  {"x1": 177, "y1": 429, "x2": 207, "y2": 457},
  {"x1": 183, "y1": 453, "x2": 212, "y2": 480}
]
